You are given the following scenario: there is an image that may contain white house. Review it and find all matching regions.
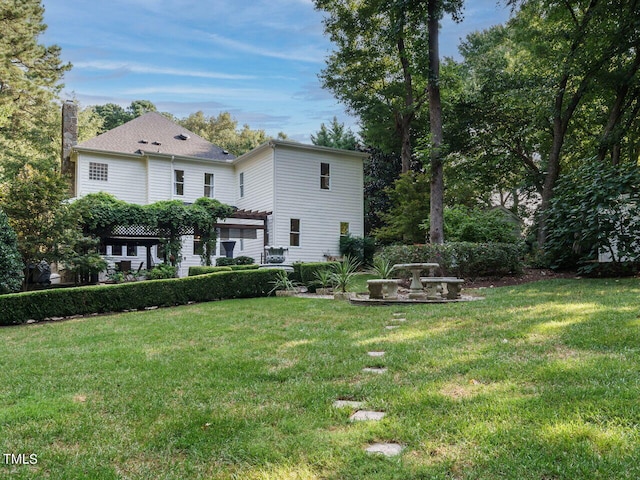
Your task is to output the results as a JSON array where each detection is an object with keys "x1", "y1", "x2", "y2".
[{"x1": 67, "y1": 110, "x2": 366, "y2": 276}]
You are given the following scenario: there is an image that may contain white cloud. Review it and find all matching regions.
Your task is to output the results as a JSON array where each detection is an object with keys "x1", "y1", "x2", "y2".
[
  {"x1": 207, "y1": 33, "x2": 326, "y2": 64},
  {"x1": 73, "y1": 61, "x2": 255, "y2": 81}
]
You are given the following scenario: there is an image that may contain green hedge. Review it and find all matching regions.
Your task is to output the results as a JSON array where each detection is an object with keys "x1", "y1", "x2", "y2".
[
  {"x1": 0, "y1": 269, "x2": 280, "y2": 326},
  {"x1": 380, "y1": 242, "x2": 524, "y2": 279},
  {"x1": 292, "y1": 262, "x2": 339, "y2": 292},
  {"x1": 188, "y1": 265, "x2": 259, "y2": 276}
]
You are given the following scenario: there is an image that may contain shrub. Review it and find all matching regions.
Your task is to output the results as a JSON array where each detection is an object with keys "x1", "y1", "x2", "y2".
[
  {"x1": 296, "y1": 262, "x2": 339, "y2": 292},
  {"x1": 189, "y1": 265, "x2": 259, "y2": 276},
  {"x1": 188, "y1": 266, "x2": 233, "y2": 276},
  {"x1": 0, "y1": 209, "x2": 24, "y2": 294},
  {"x1": 146, "y1": 263, "x2": 177, "y2": 280},
  {"x1": 0, "y1": 269, "x2": 280, "y2": 326},
  {"x1": 429, "y1": 206, "x2": 521, "y2": 244},
  {"x1": 339, "y1": 234, "x2": 375, "y2": 266},
  {"x1": 216, "y1": 257, "x2": 235, "y2": 266},
  {"x1": 380, "y1": 242, "x2": 524, "y2": 279},
  {"x1": 233, "y1": 256, "x2": 255, "y2": 265}
]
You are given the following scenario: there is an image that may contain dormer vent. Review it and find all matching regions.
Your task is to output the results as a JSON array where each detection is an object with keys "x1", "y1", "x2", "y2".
[
  {"x1": 139, "y1": 139, "x2": 148, "y2": 144},
  {"x1": 152, "y1": 141, "x2": 162, "y2": 146},
  {"x1": 178, "y1": 133, "x2": 190, "y2": 141},
  {"x1": 222, "y1": 150, "x2": 229, "y2": 155}
]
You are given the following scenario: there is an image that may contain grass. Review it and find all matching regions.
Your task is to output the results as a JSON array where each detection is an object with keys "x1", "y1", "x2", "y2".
[{"x1": 1, "y1": 278, "x2": 640, "y2": 479}]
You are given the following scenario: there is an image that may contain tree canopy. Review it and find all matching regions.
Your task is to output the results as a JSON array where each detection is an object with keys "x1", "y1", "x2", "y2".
[{"x1": 0, "y1": 0, "x2": 70, "y2": 180}]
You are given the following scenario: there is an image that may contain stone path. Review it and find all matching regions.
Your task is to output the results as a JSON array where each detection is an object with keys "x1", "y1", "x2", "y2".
[{"x1": 328, "y1": 313, "x2": 408, "y2": 457}]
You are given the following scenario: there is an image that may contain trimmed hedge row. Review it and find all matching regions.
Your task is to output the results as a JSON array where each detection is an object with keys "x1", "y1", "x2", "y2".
[
  {"x1": 188, "y1": 264, "x2": 260, "y2": 276},
  {"x1": 0, "y1": 269, "x2": 280, "y2": 326},
  {"x1": 380, "y1": 242, "x2": 525, "y2": 279},
  {"x1": 292, "y1": 262, "x2": 339, "y2": 292}
]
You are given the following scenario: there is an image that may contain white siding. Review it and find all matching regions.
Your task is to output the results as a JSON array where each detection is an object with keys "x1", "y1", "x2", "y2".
[
  {"x1": 235, "y1": 148, "x2": 274, "y2": 212},
  {"x1": 272, "y1": 144, "x2": 364, "y2": 263},
  {"x1": 147, "y1": 156, "x2": 235, "y2": 205},
  {"x1": 77, "y1": 153, "x2": 147, "y2": 204}
]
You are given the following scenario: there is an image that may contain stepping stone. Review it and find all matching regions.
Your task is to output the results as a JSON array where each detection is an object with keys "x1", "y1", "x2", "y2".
[
  {"x1": 333, "y1": 400, "x2": 364, "y2": 409},
  {"x1": 365, "y1": 443, "x2": 404, "y2": 456},
  {"x1": 362, "y1": 367, "x2": 387, "y2": 374},
  {"x1": 367, "y1": 351, "x2": 385, "y2": 357},
  {"x1": 392, "y1": 317, "x2": 407, "y2": 322},
  {"x1": 385, "y1": 325, "x2": 399, "y2": 330},
  {"x1": 350, "y1": 410, "x2": 386, "y2": 422},
  {"x1": 392, "y1": 313, "x2": 405, "y2": 317}
]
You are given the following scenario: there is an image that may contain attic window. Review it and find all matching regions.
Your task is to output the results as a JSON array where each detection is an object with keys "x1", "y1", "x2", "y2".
[
  {"x1": 178, "y1": 133, "x2": 190, "y2": 141},
  {"x1": 139, "y1": 140, "x2": 148, "y2": 144},
  {"x1": 152, "y1": 141, "x2": 161, "y2": 146}
]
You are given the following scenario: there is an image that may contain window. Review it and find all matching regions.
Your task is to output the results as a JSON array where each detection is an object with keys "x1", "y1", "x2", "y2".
[
  {"x1": 111, "y1": 245, "x2": 123, "y2": 256},
  {"x1": 204, "y1": 173, "x2": 214, "y2": 198},
  {"x1": 239, "y1": 172, "x2": 245, "y2": 198},
  {"x1": 290, "y1": 218, "x2": 300, "y2": 247},
  {"x1": 174, "y1": 170, "x2": 184, "y2": 196},
  {"x1": 89, "y1": 162, "x2": 108, "y2": 181},
  {"x1": 340, "y1": 222, "x2": 350, "y2": 237},
  {"x1": 193, "y1": 235, "x2": 203, "y2": 256},
  {"x1": 127, "y1": 244, "x2": 137, "y2": 257},
  {"x1": 320, "y1": 163, "x2": 330, "y2": 190}
]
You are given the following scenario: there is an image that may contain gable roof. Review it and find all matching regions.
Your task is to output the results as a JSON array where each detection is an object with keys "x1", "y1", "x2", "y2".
[{"x1": 77, "y1": 112, "x2": 235, "y2": 161}]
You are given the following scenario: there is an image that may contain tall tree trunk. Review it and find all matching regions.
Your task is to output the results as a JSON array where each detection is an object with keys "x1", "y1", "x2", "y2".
[
  {"x1": 428, "y1": 0, "x2": 444, "y2": 244},
  {"x1": 397, "y1": 20, "x2": 415, "y2": 174}
]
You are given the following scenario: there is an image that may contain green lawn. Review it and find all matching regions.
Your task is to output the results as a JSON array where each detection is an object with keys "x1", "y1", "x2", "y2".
[{"x1": 2, "y1": 278, "x2": 640, "y2": 479}]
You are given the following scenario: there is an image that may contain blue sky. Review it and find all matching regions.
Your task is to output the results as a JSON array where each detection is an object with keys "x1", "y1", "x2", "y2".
[{"x1": 41, "y1": 0, "x2": 511, "y2": 143}]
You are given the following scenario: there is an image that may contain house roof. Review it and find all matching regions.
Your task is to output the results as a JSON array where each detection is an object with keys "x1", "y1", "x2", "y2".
[{"x1": 77, "y1": 112, "x2": 235, "y2": 162}]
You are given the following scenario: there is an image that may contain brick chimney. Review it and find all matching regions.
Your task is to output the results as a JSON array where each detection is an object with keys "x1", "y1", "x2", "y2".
[{"x1": 61, "y1": 100, "x2": 78, "y2": 196}]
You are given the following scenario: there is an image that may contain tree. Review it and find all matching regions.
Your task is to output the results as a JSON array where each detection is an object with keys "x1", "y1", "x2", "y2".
[
  {"x1": 92, "y1": 100, "x2": 158, "y2": 134},
  {"x1": 314, "y1": 0, "x2": 432, "y2": 173},
  {"x1": 179, "y1": 111, "x2": 272, "y2": 156},
  {"x1": 315, "y1": 0, "x2": 463, "y2": 246},
  {"x1": 311, "y1": 117, "x2": 358, "y2": 150},
  {"x1": 424, "y1": 0, "x2": 464, "y2": 244},
  {"x1": 0, "y1": 0, "x2": 70, "y2": 180},
  {"x1": 0, "y1": 165, "x2": 71, "y2": 283},
  {"x1": 0, "y1": 209, "x2": 23, "y2": 294},
  {"x1": 504, "y1": 0, "x2": 640, "y2": 247}
]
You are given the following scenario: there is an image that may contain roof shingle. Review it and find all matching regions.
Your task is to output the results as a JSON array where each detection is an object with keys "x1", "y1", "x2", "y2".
[{"x1": 77, "y1": 112, "x2": 235, "y2": 161}]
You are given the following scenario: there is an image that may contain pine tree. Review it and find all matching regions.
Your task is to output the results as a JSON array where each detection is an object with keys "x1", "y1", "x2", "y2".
[{"x1": 0, "y1": 0, "x2": 70, "y2": 179}]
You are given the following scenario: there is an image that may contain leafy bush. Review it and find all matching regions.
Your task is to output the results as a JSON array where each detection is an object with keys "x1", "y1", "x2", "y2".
[
  {"x1": 146, "y1": 263, "x2": 177, "y2": 280},
  {"x1": 380, "y1": 242, "x2": 524, "y2": 279},
  {"x1": 426, "y1": 206, "x2": 521, "y2": 244},
  {"x1": 339, "y1": 233, "x2": 375, "y2": 266},
  {"x1": 545, "y1": 160, "x2": 640, "y2": 273},
  {"x1": 0, "y1": 209, "x2": 23, "y2": 294},
  {"x1": 216, "y1": 257, "x2": 235, "y2": 266},
  {"x1": 294, "y1": 262, "x2": 339, "y2": 292},
  {"x1": 189, "y1": 266, "x2": 233, "y2": 276},
  {"x1": 215, "y1": 256, "x2": 255, "y2": 267},
  {"x1": 0, "y1": 269, "x2": 280, "y2": 326},
  {"x1": 189, "y1": 264, "x2": 259, "y2": 276},
  {"x1": 233, "y1": 256, "x2": 255, "y2": 265}
]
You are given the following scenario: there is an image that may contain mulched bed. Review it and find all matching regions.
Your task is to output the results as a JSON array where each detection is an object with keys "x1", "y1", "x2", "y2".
[{"x1": 463, "y1": 268, "x2": 578, "y2": 289}]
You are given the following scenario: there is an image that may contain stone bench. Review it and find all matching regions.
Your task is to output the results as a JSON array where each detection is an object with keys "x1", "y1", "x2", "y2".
[
  {"x1": 367, "y1": 279, "x2": 399, "y2": 300},
  {"x1": 421, "y1": 277, "x2": 464, "y2": 299}
]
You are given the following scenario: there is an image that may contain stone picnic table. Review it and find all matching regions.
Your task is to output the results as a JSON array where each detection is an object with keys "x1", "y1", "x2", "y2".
[{"x1": 392, "y1": 263, "x2": 439, "y2": 299}]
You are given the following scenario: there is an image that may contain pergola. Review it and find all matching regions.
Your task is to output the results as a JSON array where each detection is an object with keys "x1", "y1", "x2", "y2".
[{"x1": 101, "y1": 209, "x2": 272, "y2": 270}]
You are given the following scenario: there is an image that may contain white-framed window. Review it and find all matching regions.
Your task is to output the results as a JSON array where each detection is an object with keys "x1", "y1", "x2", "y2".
[
  {"x1": 174, "y1": 169, "x2": 184, "y2": 196},
  {"x1": 126, "y1": 244, "x2": 137, "y2": 257},
  {"x1": 89, "y1": 162, "x2": 108, "y2": 181},
  {"x1": 290, "y1": 218, "x2": 301, "y2": 247},
  {"x1": 340, "y1": 222, "x2": 350, "y2": 237},
  {"x1": 204, "y1": 173, "x2": 214, "y2": 198},
  {"x1": 239, "y1": 172, "x2": 245, "y2": 198},
  {"x1": 320, "y1": 163, "x2": 330, "y2": 190}
]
